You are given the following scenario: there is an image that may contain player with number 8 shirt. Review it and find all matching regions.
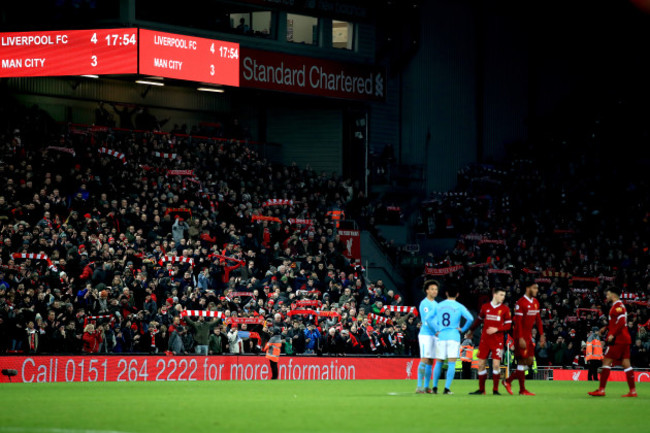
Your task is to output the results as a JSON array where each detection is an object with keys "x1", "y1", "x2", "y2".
[{"x1": 466, "y1": 287, "x2": 512, "y2": 395}]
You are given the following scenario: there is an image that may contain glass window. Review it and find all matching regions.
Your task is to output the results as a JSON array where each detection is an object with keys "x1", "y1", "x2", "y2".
[
  {"x1": 230, "y1": 13, "x2": 251, "y2": 34},
  {"x1": 332, "y1": 20, "x2": 353, "y2": 50},
  {"x1": 228, "y1": 11, "x2": 272, "y2": 38},
  {"x1": 287, "y1": 13, "x2": 318, "y2": 45},
  {"x1": 252, "y1": 11, "x2": 272, "y2": 37}
]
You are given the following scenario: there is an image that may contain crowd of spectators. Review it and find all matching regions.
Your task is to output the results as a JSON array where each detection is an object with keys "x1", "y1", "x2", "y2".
[
  {"x1": 417, "y1": 96, "x2": 650, "y2": 368},
  {"x1": 0, "y1": 110, "x2": 411, "y2": 358},
  {"x1": 0, "y1": 94, "x2": 649, "y2": 370}
]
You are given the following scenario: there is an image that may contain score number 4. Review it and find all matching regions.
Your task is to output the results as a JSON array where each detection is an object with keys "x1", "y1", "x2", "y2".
[{"x1": 90, "y1": 33, "x2": 137, "y2": 46}]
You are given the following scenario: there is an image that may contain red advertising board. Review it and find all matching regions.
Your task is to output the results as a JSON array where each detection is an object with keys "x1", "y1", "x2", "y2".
[
  {"x1": 0, "y1": 28, "x2": 138, "y2": 77},
  {"x1": 139, "y1": 29, "x2": 239, "y2": 87},
  {"x1": 240, "y1": 48, "x2": 385, "y2": 101},
  {"x1": 553, "y1": 369, "x2": 650, "y2": 382},
  {"x1": 0, "y1": 356, "x2": 419, "y2": 383},
  {"x1": 338, "y1": 230, "x2": 361, "y2": 262}
]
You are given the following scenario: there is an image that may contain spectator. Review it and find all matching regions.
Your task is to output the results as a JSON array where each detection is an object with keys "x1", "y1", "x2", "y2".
[
  {"x1": 81, "y1": 323, "x2": 103, "y2": 353},
  {"x1": 183, "y1": 315, "x2": 218, "y2": 355},
  {"x1": 208, "y1": 326, "x2": 227, "y2": 355},
  {"x1": 303, "y1": 323, "x2": 321, "y2": 355}
]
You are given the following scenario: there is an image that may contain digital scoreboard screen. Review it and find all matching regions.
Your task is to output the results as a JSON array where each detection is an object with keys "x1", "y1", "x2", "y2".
[
  {"x1": 0, "y1": 28, "x2": 138, "y2": 77},
  {"x1": 139, "y1": 29, "x2": 239, "y2": 87}
]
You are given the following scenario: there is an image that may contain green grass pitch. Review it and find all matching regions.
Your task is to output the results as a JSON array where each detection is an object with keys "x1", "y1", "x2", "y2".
[{"x1": 0, "y1": 380, "x2": 647, "y2": 433}]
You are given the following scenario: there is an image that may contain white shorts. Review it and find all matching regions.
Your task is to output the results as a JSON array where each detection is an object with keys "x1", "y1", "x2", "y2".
[
  {"x1": 435, "y1": 340, "x2": 460, "y2": 360},
  {"x1": 418, "y1": 334, "x2": 437, "y2": 359}
]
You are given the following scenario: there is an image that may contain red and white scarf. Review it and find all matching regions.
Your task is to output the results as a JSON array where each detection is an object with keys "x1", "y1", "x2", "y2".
[
  {"x1": 153, "y1": 151, "x2": 177, "y2": 160},
  {"x1": 425, "y1": 264, "x2": 463, "y2": 276},
  {"x1": 98, "y1": 147, "x2": 126, "y2": 164},
  {"x1": 487, "y1": 268, "x2": 512, "y2": 275},
  {"x1": 181, "y1": 310, "x2": 224, "y2": 319},
  {"x1": 367, "y1": 313, "x2": 392, "y2": 325},
  {"x1": 251, "y1": 215, "x2": 282, "y2": 223},
  {"x1": 295, "y1": 289, "x2": 322, "y2": 298},
  {"x1": 159, "y1": 256, "x2": 195, "y2": 267},
  {"x1": 262, "y1": 199, "x2": 293, "y2": 207},
  {"x1": 380, "y1": 305, "x2": 418, "y2": 316},
  {"x1": 226, "y1": 317, "x2": 264, "y2": 325},
  {"x1": 11, "y1": 253, "x2": 58, "y2": 272},
  {"x1": 167, "y1": 169, "x2": 194, "y2": 176},
  {"x1": 288, "y1": 218, "x2": 313, "y2": 225},
  {"x1": 292, "y1": 300, "x2": 322, "y2": 309},
  {"x1": 150, "y1": 328, "x2": 159, "y2": 347},
  {"x1": 479, "y1": 239, "x2": 507, "y2": 246}
]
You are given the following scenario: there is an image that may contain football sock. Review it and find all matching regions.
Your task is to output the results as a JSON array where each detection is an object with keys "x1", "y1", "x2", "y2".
[
  {"x1": 492, "y1": 370, "x2": 501, "y2": 391},
  {"x1": 424, "y1": 363, "x2": 433, "y2": 389},
  {"x1": 417, "y1": 362, "x2": 426, "y2": 388},
  {"x1": 478, "y1": 370, "x2": 487, "y2": 392},
  {"x1": 445, "y1": 363, "x2": 455, "y2": 390},
  {"x1": 517, "y1": 365, "x2": 527, "y2": 391},
  {"x1": 599, "y1": 366, "x2": 611, "y2": 390},
  {"x1": 433, "y1": 360, "x2": 443, "y2": 389},
  {"x1": 506, "y1": 369, "x2": 518, "y2": 384},
  {"x1": 624, "y1": 367, "x2": 635, "y2": 391}
]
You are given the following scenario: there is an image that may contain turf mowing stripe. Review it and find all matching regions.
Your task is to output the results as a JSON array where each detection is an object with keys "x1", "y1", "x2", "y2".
[{"x1": 0, "y1": 428, "x2": 135, "y2": 433}]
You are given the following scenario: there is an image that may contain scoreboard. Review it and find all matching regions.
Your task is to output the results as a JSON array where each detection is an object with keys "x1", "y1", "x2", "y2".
[
  {"x1": 139, "y1": 29, "x2": 239, "y2": 87},
  {"x1": 0, "y1": 28, "x2": 240, "y2": 87},
  {"x1": 0, "y1": 29, "x2": 138, "y2": 77}
]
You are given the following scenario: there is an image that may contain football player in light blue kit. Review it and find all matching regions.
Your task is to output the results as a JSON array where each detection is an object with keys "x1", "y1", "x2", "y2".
[
  {"x1": 429, "y1": 285, "x2": 474, "y2": 394},
  {"x1": 416, "y1": 279, "x2": 440, "y2": 393}
]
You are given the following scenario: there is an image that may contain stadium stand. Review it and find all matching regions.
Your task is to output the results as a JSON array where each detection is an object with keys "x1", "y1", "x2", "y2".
[{"x1": 0, "y1": 95, "x2": 648, "y2": 370}]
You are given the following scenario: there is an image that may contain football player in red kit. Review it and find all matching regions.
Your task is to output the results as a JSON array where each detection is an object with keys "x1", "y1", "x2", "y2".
[
  {"x1": 588, "y1": 286, "x2": 637, "y2": 397},
  {"x1": 466, "y1": 287, "x2": 512, "y2": 395},
  {"x1": 502, "y1": 280, "x2": 544, "y2": 396}
]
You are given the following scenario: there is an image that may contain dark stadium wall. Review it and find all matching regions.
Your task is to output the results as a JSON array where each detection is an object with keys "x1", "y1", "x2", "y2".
[
  {"x1": 266, "y1": 106, "x2": 343, "y2": 175},
  {"x1": 480, "y1": 7, "x2": 529, "y2": 163},
  {"x1": 6, "y1": 76, "x2": 239, "y2": 133},
  {"x1": 399, "y1": 0, "x2": 479, "y2": 193}
]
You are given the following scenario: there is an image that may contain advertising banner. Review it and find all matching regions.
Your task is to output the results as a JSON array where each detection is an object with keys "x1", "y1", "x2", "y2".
[
  {"x1": 240, "y1": 48, "x2": 385, "y2": 101},
  {"x1": 553, "y1": 369, "x2": 650, "y2": 382},
  {"x1": 0, "y1": 356, "x2": 419, "y2": 383}
]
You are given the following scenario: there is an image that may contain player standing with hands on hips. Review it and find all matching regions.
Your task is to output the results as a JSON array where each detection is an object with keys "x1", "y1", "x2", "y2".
[
  {"x1": 416, "y1": 280, "x2": 440, "y2": 394},
  {"x1": 503, "y1": 280, "x2": 544, "y2": 396},
  {"x1": 430, "y1": 286, "x2": 474, "y2": 394},
  {"x1": 588, "y1": 286, "x2": 637, "y2": 397}
]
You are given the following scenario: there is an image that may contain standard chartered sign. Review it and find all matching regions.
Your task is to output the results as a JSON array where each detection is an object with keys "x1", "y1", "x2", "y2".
[{"x1": 240, "y1": 50, "x2": 386, "y2": 101}]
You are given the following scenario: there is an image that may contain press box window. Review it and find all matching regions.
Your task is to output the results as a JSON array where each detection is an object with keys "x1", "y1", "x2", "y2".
[
  {"x1": 332, "y1": 20, "x2": 353, "y2": 50},
  {"x1": 287, "y1": 13, "x2": 318, "y2": 45},
  {"x1": 230, "y1": 11, "x2": 272, "y2": 37}
]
